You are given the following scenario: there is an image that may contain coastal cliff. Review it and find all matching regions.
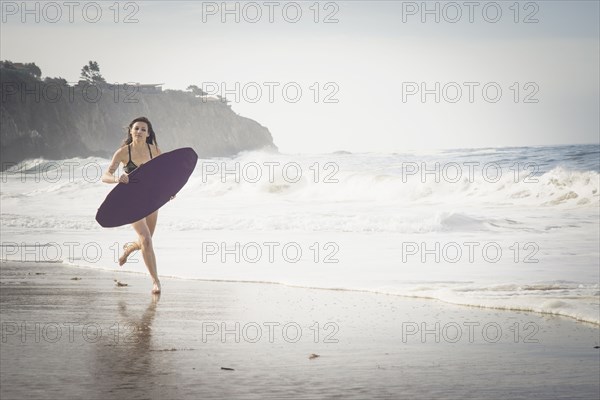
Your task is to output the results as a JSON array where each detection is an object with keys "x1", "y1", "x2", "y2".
[{"x1": 0, "y1": 66, "x2": 277, "y2": 169}]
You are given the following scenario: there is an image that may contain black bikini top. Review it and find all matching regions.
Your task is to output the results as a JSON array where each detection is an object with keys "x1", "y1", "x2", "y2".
[{"x1": 124, "y1": 143, "x2": 153, "y2": 174}]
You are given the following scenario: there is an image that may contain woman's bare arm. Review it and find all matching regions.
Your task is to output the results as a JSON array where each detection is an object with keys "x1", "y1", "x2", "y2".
[{"x1": 101, "y1": 148, "x2": 128, "y2": 184}]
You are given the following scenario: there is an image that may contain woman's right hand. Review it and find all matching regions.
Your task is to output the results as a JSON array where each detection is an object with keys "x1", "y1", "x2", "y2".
[{"x1": 117, "y1": 173, "x2": 129, "y2": 184}]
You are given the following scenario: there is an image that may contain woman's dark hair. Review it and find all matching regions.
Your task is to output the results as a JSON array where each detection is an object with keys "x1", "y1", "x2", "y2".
[{"x1": 122, "y1": 116, "x2": 158, "y2": 146}]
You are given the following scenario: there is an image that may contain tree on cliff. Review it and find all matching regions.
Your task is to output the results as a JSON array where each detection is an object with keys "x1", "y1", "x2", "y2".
[
  {"x1": 22, "y1": 63, "x2": 42, "y2": 79},
  {"x1": 44, "y1": 77, "x2": 68, "y2": 85},
  {"x1": 217, "y1": 95, "x2": 231, "y2": 106},
  {"x1": 80, "y1": 61, "x2": 106, "y2": 83},
  {"x1": 0, "y1": 61, "x2": 41, "y2": 79},
  {"x1": 187, "y1": 85, "x2": 208, "y2": 96},
  {"x1": 0, "y1": 60, "x2": 14, "y2": 69}
]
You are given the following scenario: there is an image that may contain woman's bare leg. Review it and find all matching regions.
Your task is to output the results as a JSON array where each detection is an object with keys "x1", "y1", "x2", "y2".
[
  {"x1": 119, "y1": 211, "x2": 159, "y2": 266},
  {"x1": 119, "y1": 242, "x2": 139, "y2": 266},
  {"x1": 131, "y1": 216, "x2": 161, "y2": 293},
  {"x1": 146, "y1": 210, "x2": 158, "y2": 235}
]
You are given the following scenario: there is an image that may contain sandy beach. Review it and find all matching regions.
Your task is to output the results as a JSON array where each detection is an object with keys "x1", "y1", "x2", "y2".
[{"x1": 1, "y1": 261, "x2": 598, "y2": 400}]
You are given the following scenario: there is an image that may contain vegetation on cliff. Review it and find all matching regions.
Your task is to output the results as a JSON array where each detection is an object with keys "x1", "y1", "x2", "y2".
[{"x1": 0, "y1": 60, "x2": 277, "y2": 168}]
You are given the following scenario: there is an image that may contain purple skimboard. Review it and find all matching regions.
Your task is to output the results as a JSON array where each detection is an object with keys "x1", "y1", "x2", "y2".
[{"x1": 96, "y1": 147, "x2": 198, "y2": 228}]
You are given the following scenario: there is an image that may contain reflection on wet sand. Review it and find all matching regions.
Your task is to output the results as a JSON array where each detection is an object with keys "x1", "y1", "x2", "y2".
[{"x1": 91, "y1": 294, "x2": 168, "y2": 396}]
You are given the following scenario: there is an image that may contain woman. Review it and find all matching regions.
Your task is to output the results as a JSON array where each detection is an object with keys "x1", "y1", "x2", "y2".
[{"x1": 101, "y1": 116, "x2": 162, "y2": 294}]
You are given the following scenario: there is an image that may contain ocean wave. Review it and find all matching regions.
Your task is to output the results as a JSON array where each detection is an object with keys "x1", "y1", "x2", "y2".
[
  {"x1": 183, "y1": 165, "x2": 600, "y2": 209},
  {"x1": 2, "y1": 149, "x2": 598, "y2": 233},
  {"x1": 2, "y1": 150, "x2": 599, "y2": 207},
  {"x1": 400, "y1": 281, "x2": 600, "y2": 325}
]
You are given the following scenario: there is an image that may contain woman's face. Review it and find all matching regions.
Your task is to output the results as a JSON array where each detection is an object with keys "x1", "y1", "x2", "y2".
[{"x1": 131, "y1": 121, "x2": 149, "y2": 141}]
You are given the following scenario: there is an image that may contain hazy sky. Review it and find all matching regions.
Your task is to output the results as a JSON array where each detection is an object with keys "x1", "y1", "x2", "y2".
[{"x1": 1, "y1": 0, "x2": 599, "y2": 153}]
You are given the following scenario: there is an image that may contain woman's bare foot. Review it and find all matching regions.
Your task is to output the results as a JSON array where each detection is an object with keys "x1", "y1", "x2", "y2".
[
  {"x1": 152, "y1": 280, "x2": 161, "y2": 294},
  {"x1": 119, "y1": 242, "x2": 140, "y2": 266}
]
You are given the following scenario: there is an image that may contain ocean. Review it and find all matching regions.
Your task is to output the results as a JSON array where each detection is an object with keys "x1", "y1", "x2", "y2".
[{"x1": 1, "y1": 144, "x2": 599, "y2": 324}]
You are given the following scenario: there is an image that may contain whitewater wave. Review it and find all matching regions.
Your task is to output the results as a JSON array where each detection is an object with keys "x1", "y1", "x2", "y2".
[{"x1": 2, "y1": 151, "x2": 599, "y2": 208}]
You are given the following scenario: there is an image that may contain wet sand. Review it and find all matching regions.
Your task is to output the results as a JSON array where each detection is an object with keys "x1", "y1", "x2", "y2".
[{"x1": 1, "y1": 261, "x2": 599, "y2": 400}]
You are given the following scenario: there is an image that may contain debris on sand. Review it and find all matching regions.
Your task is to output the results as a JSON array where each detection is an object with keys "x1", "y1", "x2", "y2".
[
  {"x1": 114, "y1": 279, "x2": 128, "y2": 287},
  {"x1": 221, "y1": 367, "x2": 235, "y2": 371},
  {"x1": 70, "y1": 277, "x2": 82, "y2": 280},
  {"x1": 151, "y1": 348, "x2": 195, "y2": 352},
  {"x1": 309, "y1": 353, "x2": 320, "y2": 360}
]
